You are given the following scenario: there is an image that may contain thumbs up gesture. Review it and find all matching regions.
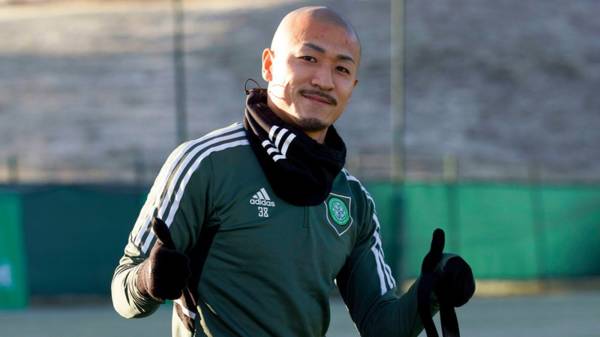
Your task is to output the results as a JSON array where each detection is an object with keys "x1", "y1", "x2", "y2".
[
  {"x1": 431, "y1": 230, "x2": 475, "y2": 308},
  {"x1": 418, "y1": 229, "x2": 475, "y2": 337},
  {"x1": 136, "y1": 217, "x2": 191, "y2": 301}
]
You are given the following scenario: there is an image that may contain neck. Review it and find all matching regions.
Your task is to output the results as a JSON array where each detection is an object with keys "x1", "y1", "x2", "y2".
[{"x1": 266, "y1": 96, "x2": 327, "y2": 144}]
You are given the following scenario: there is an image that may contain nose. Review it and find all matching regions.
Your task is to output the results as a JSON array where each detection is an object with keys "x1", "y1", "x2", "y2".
[{"x1": 310, "y1": 64, "x2": 334, "y2": 91}]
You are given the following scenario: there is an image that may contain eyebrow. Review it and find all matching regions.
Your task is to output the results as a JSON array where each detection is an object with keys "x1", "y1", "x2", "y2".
[{"x1": 303, "y1": 42, "x2": 356, "y2": 64}]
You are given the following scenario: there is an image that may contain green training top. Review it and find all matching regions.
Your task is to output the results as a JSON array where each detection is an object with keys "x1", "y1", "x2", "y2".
[{"x1": 112, "y1": 122, "x2": 427, "y2": 337}]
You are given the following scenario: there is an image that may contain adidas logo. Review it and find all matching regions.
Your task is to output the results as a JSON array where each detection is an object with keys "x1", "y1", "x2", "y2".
[{"x1": 250, "y1": 187, "x2": 276, "y2": 207}]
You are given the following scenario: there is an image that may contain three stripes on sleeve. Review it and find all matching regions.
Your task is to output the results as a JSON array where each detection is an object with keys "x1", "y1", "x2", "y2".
[
  {"x1": 343, "y1": 169, "x2": 397, "y2": 295},
  {"x1": 131, "y1": 123, "x2": 249, "y2": 254}
]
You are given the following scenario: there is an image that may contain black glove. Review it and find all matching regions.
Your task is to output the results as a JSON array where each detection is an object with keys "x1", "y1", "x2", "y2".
[
  {"x1": 136, "y1": 217, "x2": 191, "y2": 301},
  {"x1": 418, "y1": 228, "x2": 475, "y2": 337},
  {"x1": 434, "y1": 254, "x2": 475, "y2": 308}
]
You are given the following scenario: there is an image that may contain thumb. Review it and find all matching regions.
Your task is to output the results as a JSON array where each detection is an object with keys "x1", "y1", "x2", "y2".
[
  {"x1": 152, "y1": 217, "x2": 176, "y2": 249},
  {"x1": 422, "y1": 228, "x2": 445, "y2": 273},
  {"x1": 430, "y1": 228, "x2": 445, "y2": 256}
]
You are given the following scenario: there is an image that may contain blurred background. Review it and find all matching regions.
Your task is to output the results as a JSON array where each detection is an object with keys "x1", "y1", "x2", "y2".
[{"x1": 0, "y1": 0, "x2": 599, "y2": 336}]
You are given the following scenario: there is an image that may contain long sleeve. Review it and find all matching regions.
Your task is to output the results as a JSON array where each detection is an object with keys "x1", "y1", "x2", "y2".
[
  {"x1": 336, "y1": 196, "x2": 436, "y2": 337},
  {"x1": 111, "y1": 141, "x2": 213, "y2": 319}
]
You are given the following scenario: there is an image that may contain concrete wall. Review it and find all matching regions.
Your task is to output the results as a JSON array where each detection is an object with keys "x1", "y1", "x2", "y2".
[{"x1": 1, "y1": 0, "x2": 599, "y2": 182}]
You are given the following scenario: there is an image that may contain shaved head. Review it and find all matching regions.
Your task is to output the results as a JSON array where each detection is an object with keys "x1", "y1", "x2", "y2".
[
  {"x1": 270, "y1": 6, "x2": 361, "y2": 59},
  {"x1": 261, "y1": 6, "x2": 361, "y2": 143}
]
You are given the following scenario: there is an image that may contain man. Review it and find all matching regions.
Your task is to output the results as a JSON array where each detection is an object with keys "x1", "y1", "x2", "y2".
[{"x1": 112, "y1": 6, "x2": 474, "y2": 337}]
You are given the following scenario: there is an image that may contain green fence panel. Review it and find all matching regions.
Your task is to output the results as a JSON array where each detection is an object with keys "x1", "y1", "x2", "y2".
[
  {"x1": 376, "y1": 182, "x2": 600, "y2": 280},
  {"x1": 401, "y1": 182, "x2": 452, "y2": 278},
  {"x1": 457, "y1": 183, "x2": 538, "y2": 279},
  {"x1": 541, "y1": 185, "x2": 600, "y2": 277},
  {"x1": 0, "y1": 191, "x2": 28, "y2": 308},
  {"x1": 5, "y1": 181, "x2": 600, "y2": 298},
  {"x1": 21, "y1": 185, "x2": 145, "y2": 295}
]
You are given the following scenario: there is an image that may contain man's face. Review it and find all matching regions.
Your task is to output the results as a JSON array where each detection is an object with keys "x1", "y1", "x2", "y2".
[{"x1": 262, "y1": 20, "x2": 360, "y2": 135}]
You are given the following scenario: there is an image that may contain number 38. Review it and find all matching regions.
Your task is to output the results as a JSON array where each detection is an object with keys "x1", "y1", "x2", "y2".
[{"x1": 258, "y1": 207, "x2": 269, "y2": 218}]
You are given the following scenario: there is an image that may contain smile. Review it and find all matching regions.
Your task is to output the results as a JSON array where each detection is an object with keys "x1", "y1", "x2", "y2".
[{"x1": 300, "y1": 91, "x2": 336, "y2": 106}]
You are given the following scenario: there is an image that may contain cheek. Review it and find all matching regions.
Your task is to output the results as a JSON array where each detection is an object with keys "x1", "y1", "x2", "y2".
[
  {"x1": 272, "y1": 63, "x2": 298, "y2": 93},
  {"x1": 336, "y1": 81, "x2": 355, "y2": 103},
  {"x1": 271, "y1": 62, "x2": 285, "y2": 83}
]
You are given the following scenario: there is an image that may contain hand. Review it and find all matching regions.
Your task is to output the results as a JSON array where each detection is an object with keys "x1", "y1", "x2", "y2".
[
  {"x1": 418, "y1": 229, "x2": 475, "y2": 337},
  {"x1": 421, "y1": 228, "x2": 475, "y2": 308},
  {"x1": 136, "y1": 217, "x2": 191, "y2": 301},
  {"x1": 434, "y1": 254, "x2": 475, "y2": 308}
]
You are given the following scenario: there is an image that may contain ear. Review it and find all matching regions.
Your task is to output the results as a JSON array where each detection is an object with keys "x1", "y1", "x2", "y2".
[
  {"x1": 262, "y1": 48, "x2": 274, "y2": 82},
  {"x1": 353, "y1": 79, "x2": 358, "y2": 88}
]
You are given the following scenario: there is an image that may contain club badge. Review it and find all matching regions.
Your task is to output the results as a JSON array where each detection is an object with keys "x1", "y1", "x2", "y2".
[{"x1": 325, "y1": 193, "x2": 353, "y2": 236}]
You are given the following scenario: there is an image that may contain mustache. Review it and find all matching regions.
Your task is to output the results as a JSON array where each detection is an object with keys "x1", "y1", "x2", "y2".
[{"x1": 299, "y1": 89, "x2": 337, "y2": 106}]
